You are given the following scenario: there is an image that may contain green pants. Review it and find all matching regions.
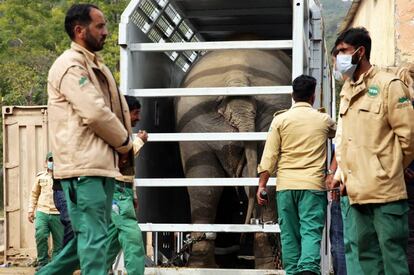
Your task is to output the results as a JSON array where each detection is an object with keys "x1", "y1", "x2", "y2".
[
  {"x1": 350, "y1": 199, "x2": 409, "y2": 275},
  {"x1": 36, "y1": 176, "x2": 115, "y2": 275},
  {"x1": 35, "y1": 211, "x2": 63, "y2": 266},
  {"x1": 277, "y1": 190, "x2": 327, "y2": 275},
  {"x1": 340, "y1": 196, "x2": 363, "y2": 275},
  {"x1": 106, "y1": 181, "x2": 145, "y2": 275}
]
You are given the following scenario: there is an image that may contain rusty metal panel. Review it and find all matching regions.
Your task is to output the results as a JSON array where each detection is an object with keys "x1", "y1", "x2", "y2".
[
  {"x1": 395, "y1": 0, "x2": 414, "y2": 65},
  {"x1": 2, "y1": 106, "x2": 48, "y2": 265}
]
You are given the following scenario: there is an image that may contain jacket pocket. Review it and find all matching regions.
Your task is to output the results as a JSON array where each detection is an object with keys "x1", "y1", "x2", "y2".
[
  {"x1": 359, "y1": 99, "x2": 381, "y2": 113},
  {"x1": 373, "y1": 153, "x2": 388, "y2": 179}
]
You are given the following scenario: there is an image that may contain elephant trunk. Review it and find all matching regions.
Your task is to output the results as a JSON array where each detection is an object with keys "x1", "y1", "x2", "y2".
[{"x1": 217, "y1": 94, "x2": 258, "y2": 225}]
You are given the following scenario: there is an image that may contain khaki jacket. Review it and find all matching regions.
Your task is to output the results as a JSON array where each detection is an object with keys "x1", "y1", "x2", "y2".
[
  {"x1": 339, "y1": 66, "x2": 414, "y2": 204},
  {"x1": 48, "y1": 42, "x2": 132, "y2": 179},
  {"x1": 258, "y1": 102, "x2": 336, "y2": 191},
  {"x1": 28, "y1": 171, "x2": 59, "y2": 214}
]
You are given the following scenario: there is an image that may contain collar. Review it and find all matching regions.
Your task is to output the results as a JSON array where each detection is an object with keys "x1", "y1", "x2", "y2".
[
  {"x1": 70, "y1": 42, "x2": 103, "y2": 68},
  {"x1": 350, "y1": 65, "x2": 377, "y2": 86},
  {"x1": 291, "y1": 102, "x2": 313, "y2": 109},
  {"x1": 340, "y1": 65, "x2": 378, "y2": 100}
]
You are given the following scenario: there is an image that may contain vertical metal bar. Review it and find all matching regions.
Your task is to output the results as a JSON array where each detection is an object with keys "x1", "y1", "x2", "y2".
[
  {"x1": 179, "y1": 232, "x2": 183, "y2": 260},
  {"x1": 292, "y1": 0, "x2": 304, "y2": 80},
  {"x1": 119, "y1": 46, "x2": 129, "y2": 95},
  {"x1": 154, "y1": 232, "x2": 159, "y2": 265}
]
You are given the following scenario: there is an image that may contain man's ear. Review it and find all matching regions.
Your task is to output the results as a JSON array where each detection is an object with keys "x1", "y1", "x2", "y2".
[
  {"x1": 310, "y1": 93, "x2": 316, "y2": 105},
  {"x1": 74, "y1": 25, "x2": 85, "y2": 39},
  {"x1": 359, "y1": 46, "x2": 366, "y2": 61}
]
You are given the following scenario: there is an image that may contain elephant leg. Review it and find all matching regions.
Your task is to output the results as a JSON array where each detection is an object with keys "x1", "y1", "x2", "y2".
[
  {"x1": 181, "y1": 142, "x2": 225, "y2": 268},
  {"x1": 254, "y1": 186, "x2": 280, "y2": 269}
]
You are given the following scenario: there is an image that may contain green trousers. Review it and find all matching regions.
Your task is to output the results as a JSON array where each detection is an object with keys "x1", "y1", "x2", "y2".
[
  {"x1": 350, "y1": 199, "x2": 409, "y2": 275},
  {"x1": 36, "y1": 176, "x2": 115, "y2": 275},
  {"x1": 340, "y1": 196, "x2": 363, "y2": 275},
  {"x1": 35, "y1": 211, "x2": 63, "y2": 266},
  {"x1": 106, "y1": 181, "x2": 145, "y2": 275},
  {"x1": 277, "y1": 190, "x2": 327, "y2": 275}
]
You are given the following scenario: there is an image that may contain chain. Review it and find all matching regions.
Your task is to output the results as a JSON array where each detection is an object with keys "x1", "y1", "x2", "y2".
[
  {"x1": 268, "y1": 232, "x2": 283, "y2": 269},
  {"x1": 161, "y1": 234, "x2": 207, "y2": 267}
]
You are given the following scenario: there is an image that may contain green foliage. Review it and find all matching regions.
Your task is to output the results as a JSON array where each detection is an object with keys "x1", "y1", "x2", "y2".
[
  {"x1": 0, "y1": 1, "x2": 129, "y2": 205},
  {"x1": 320, "y1": 0, "x2": 352, "y2": 55},
  {"x1": 0, "y1": 0, "x2": 128, "y2": 108}
]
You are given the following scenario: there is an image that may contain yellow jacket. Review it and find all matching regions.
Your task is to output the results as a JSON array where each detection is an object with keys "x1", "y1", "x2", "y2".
[
  {"x1": 48, "y1": 42, "x2": 132, "y2": 179},
  {"x1": 339, "y1": 66, "x2": 414, "y2": 204},
  {"x1": 258, "y1": 102, "x2": 336, "y2": 191},
  {"x1": 28, "y1": 171, "x2": 59, "y2": 214}
]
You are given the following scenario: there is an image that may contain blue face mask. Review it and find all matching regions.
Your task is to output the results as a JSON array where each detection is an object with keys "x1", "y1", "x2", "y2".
[{"x1": 47, "y1": 161, "x2": 53, "y2": 170}]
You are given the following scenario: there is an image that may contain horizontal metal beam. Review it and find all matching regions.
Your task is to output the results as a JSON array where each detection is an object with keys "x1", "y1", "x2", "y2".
[
  {"x1": 129, "y1": 40, "x2": 293, "y2": 52},
  {"x1": 138, "y1": 223, "x2": 280, "y2": 233},
  {"x1": 185, "y1": 8, "x2": 291, "y2": 18},
  {"x1": 128, "y1": 86, "x2": 292, "y2": 97},
  {"x1": 141, "y1": 132, "x2": 268, "y2": 142},
  {"x1": 135, "y1": 177, "x2": 277, "y2": 187},
  {"x1": 197, "y1": 24, "x2": 291, "y2": 34}
]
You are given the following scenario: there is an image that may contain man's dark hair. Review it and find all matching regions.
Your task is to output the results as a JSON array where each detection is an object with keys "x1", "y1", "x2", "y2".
[
  {"x1": 334, "y1": 27, "x2": 371, "y2": 61},
  {"x1": 65, "y1": 4, "x2": 99, "y2": 39},
  {"x1": 125, "y1": 95, "x2": 141, "y2": 111},
  {"x1": 292, "y1": 75, "x2": 316, "y2": 102}
]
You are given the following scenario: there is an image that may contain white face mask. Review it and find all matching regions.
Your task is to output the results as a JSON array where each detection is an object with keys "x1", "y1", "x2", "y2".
[
  {"x1": 336, "y1": 47, "x2": 361, "y2": 78},
  {"x1": 47, "y1": 161, "x2": 53, "y2": 170}
]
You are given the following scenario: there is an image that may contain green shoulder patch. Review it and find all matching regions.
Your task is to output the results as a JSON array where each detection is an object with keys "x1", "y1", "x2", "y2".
[
  {"x1": 273, "y1": 109, "x2": 288, "y2": 117},
  {"x1": 367, "y1": 85, "x2": 380, "y2": 97},
  {"x1": 396, "y1": 96, "x2": 411, "y2": 109},
  {"x1": 79, "y1": 76, "x2": 88, "y2": 87},
  {"x1": 398, "y1": 96, "x2": 410, "y2": 103}
]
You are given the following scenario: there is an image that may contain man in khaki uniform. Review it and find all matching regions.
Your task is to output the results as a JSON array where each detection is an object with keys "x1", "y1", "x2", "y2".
[
  {"x1": 334, "y1": 27, "x2": 414, "y2": 274},
  {"x1": 38, "y1": 4, "x2": 132, "y2": 275},
  {"x1": 257, "y1": 75, "x2": 336, "y2": 275},
  {"x1": 28, "y1": 152, "x2": 63, "y2": 271}
]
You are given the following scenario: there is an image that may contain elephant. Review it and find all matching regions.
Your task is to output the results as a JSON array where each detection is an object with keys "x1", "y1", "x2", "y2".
[{"x1": 175, "y1": 48, "x2": 292, "y2": 269}]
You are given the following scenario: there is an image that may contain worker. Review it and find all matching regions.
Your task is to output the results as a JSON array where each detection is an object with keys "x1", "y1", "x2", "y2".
[
  {"x1": 106, "y1": 96, "x2": 147, "y2": 275},
  {"x1": 28, "y1": 152, "x2": 63, "y2": 271},
  {"x1": 257, "y1": 74, "x2": 336, "y2": 275},
  {"x1": 333, "y1": 27, "x2": 414, "y2": 274},
  {"x1": 37, "y1": 4, "x2": 132, "y2": 274}
]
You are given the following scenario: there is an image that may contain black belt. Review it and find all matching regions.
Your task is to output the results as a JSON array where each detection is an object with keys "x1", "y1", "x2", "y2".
[{"x1": 116, "y1": 181, "x2": 133, "y2": 189}]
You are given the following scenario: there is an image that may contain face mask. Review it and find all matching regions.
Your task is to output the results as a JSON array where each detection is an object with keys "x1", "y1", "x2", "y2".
[
  {"x1": 47, "y1": 161, "x2": 53, "y2": 170},
  {"x1": 336, "y1": 47, "x2": 361, "y2": 78}
]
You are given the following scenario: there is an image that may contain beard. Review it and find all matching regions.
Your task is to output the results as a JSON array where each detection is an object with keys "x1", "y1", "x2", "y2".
[{"x1": 85, "y1": 30, "x2": 105, "y2": 52}]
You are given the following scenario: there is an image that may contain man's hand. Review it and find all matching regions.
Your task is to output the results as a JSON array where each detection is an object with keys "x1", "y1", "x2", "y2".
[
  {"x1": 256, "y1": 186, "x2": 268, "y2": 206},
  {"x1": 325, "y1": 174, "x2": 334, "y2": 189},
  {"x1": 137, "y1": 130, "x2": 148, "y2": 143},
  {"x1": 28, "y1": 212, "x2": 35, "y2": 223},
  {"x1": 118, "y1": 153, "x2": 129, "y2": 168},
  {"x1": 326, "y1": 175, "x2": 341, "y2": 201}
]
